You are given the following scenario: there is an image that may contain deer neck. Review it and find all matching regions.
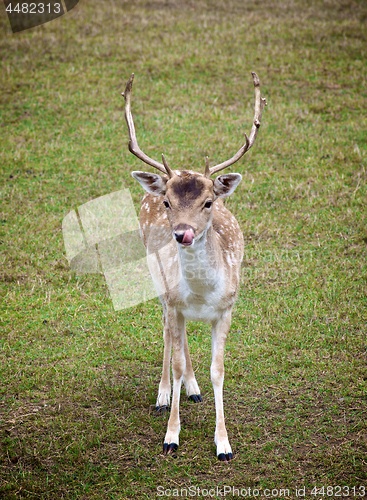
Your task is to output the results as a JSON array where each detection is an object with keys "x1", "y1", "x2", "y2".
[{"x1": 176, "y1": 225, "x2": 221, "y2": 285}]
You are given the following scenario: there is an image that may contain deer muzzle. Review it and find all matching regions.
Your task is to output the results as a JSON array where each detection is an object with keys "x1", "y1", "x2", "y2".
[{"x1": 174, "y1": 225, "x2": 195, "y2": 246}]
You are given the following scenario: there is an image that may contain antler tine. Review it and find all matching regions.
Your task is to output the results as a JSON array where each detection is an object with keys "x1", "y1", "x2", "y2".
[
  {"x1": 162, "y1": 154, "x2": 174, "y2": 179},
  {"x1": 122, "y1": 74, "x2": 167, "y2": 175},
  {"x1": 208, "y1": 72, "x2": 266, "y2": 176},
  {"x1": 204, "y1": 156, "x2": 211, "y2": 178}
]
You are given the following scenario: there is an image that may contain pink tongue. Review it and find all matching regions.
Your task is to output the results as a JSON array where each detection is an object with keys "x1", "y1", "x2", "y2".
[{"x1": 182, "y1": 229, "x2": 194, "y2": 244}]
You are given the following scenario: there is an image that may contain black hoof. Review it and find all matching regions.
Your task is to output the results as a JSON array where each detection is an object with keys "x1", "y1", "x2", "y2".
[
  {"x1": 163, "y1": 442, "x2": 178, "y2": 455},
  {"x1": 188, "y1": 394, "x2": 203, "y2": 403},
  {"x1": 155, "y1": 405, "x2": 170, "y2": 414},
  {"x1": 218, "y1": 452, "x2": 233, "y2": 462}
]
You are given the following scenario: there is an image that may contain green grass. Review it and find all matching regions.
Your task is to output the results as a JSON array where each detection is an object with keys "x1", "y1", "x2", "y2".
[{"x1": 1, "y1": 0, "x2": 366, "y2": 498}]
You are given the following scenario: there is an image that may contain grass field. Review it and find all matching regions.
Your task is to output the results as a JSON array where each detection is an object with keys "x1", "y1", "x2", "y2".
[{"x1": 1, "y1": 0, "x2": 366, "y2": 498}]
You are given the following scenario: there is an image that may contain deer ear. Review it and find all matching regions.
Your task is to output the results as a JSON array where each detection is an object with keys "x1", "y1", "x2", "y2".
[
  {"x1": 213, "y1": 173, "x2": 242, "y2": 198},
  {"x1": 131, "y1": 171, "x2": 167, "y2": 196}
]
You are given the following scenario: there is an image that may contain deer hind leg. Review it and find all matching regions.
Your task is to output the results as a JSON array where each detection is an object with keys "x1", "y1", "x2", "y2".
[
  {"x1": 163, "y1": 309, "x2": 185, "y2": 455},
  {"x1": 211, "y1": 309, "x2": 233, "y2": 461},
  {"x1": 183, "y1": 330, "x2": 202, "y2": 404}
]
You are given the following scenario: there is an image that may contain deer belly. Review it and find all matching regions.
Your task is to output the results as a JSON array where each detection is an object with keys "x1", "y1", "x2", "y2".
[{"x1": 180, "y1": 302, "x2": 222, "y2": 322}]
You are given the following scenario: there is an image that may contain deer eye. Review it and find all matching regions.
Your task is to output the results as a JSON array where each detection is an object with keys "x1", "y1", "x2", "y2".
[
  {"x1": 163, "y1": 200, "x2": 170, "y2": 209},
  {"x1": 204, "y1": 200, "x2": 213, "y2": 209}
]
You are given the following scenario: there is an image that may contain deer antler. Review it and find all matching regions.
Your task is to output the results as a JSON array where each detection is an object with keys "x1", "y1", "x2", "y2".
[
  {"x1": 122, "y1": 73, "x2": 173, "y2": 177},
  {"x1": 206, "y1": 72, "x2": 266, "y2": 177}
]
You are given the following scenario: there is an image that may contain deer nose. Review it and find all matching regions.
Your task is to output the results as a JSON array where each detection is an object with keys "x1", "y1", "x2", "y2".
[{"x1": 174, "y1": 225, "x2": 195, "y2": 246}]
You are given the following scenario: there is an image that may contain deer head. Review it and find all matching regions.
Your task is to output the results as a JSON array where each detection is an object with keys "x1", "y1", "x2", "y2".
[{"x1": 122, "y1": 73, "x2": 266, "y2": 247}]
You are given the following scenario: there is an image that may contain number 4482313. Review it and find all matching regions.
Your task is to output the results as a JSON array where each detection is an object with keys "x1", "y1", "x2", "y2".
[
  {"x1": 311, "y1": 486, "x2": 366, "y2": 497},
  {"x1": 5, "y1": 3, "x2": 62, "y2": 14}
]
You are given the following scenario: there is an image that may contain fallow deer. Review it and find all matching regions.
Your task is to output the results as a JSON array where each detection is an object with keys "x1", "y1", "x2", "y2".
[{"x1": 122, "y1": 73, "x2": 266, "y2": 461}]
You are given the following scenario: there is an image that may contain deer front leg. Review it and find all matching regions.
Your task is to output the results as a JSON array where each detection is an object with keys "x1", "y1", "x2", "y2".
[
  {"x1": 156, "y1": 314, "x2": 172, "y2": 412},
  {"x1": 163, "y1": 309, "x2": 185, "y2": 455},
  {"x1": 211, "y1": 309, "x2": 233, "y2": 461}
]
